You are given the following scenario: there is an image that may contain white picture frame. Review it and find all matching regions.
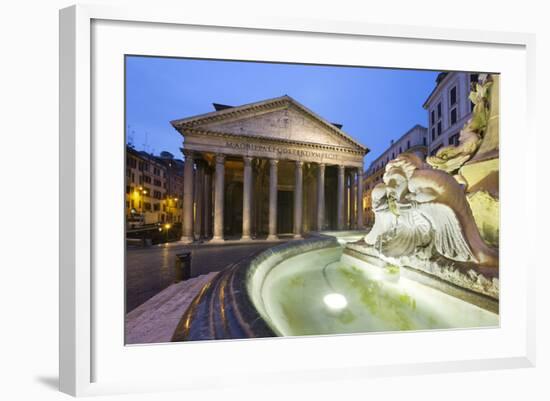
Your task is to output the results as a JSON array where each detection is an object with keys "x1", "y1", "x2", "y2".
[{"x1": 59, "y1": 3, "x2": 536, "y2": 397}]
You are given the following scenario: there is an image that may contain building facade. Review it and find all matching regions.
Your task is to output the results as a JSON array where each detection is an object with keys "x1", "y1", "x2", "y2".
[
  {"x1": 362, "y1": 124, "x2": 428, "y2": 226},
  {"x1": 424, "y1": 72, "x2": 478, "y2": 155},
  {"x1": 171, "y1": 96, "x2": 369, "y2": 243},
  {"x1": 125, "y1": 146, "x2": 184, "y2": 227}
]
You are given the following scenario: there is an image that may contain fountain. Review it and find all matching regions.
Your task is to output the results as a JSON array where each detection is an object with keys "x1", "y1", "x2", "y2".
[{"x1": 172, "y1": 75, "x2": 500, "y2": 342}]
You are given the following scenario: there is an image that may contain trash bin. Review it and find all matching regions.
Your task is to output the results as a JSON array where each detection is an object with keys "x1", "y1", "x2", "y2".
[{"x1": 174, "y1": 252, "x2": 192, "y2": 282}]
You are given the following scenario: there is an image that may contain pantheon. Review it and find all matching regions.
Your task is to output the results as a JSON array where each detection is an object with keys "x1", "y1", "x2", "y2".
[{"x1": 171, "y1": 95, "x2": 369, "y2": 243}]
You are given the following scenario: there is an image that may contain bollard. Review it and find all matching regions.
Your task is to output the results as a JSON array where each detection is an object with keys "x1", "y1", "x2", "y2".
[{"x1": 174, "y1": 252, "x2": 192, "y2": 282}]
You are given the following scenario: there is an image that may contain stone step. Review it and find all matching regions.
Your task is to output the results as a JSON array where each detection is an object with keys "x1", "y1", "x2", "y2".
[{"x1": 125, "y1": 272, "x2": 218, "y2": 345}]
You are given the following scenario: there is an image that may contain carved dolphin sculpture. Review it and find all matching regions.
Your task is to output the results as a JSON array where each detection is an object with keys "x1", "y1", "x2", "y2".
[{"x1": 365, "y1": 153, "x2": 498, "y2": 267}]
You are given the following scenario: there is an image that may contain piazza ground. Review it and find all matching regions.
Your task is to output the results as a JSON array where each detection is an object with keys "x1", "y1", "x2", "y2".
[{"x1": 126, "y1": 238, "x2": 291, "y2": 312}]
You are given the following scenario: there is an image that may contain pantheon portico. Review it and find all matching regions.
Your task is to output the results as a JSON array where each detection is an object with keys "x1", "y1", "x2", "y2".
[{"x1": 171, "y1": 96, "x2": 369, "y2": 243}]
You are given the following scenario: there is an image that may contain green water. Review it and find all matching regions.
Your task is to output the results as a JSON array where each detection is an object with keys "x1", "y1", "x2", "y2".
[{"x1": 259, "y1": 248, "x2": 498, "y2": 336}]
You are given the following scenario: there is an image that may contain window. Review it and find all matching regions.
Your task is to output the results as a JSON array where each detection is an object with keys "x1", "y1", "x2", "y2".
[
  {"x1": 138, "y1": 161, "x2": 145, "y2": 171},
  {"x1": 450, "y1": 108, "x2": 457, "y2": 125},
  {"x1": 430, "y1": 110, "x2": 435, "y2": 124},
  {"x1": 399, "y1": 147, "x2": 402, "y2": 154},
  {"x1": 154, "y1": 179, "x2": 161, "y2": 187},
  {"x1": 153, "y1": 167, "x2": 161, "y2": 176},
  {"x1": 437, "y1": 102, "x2": 442, "y2": 119},
  {"x1": 127, "y1": 157, "x2": 137, "y2": 168},
  {"x1": 407, "y1": 140, "x2": 410, "y2": 149},
  {"x1": 423, "y1": 137, "x2": 427, "y2": 146},
  {"x1": 450, "y1": 86, "x2": 457, "y2": 105},
  {"x1": 126, "y1": 185, "x2": 130, "y2": 194},
  {"x1": 431, "y1": 128, "x2": 435, "y2": 141},
  {"x1": 143, "y1": 175, "x2": 151, "y2": 184},
  {"x1": 144, "y1": 202, "x2": 151, "y2": 211},
  {"x1": 430, "y1": 144, "x2": 443, "y2": 156},
  {"x1": 449, "y1": 133, "x2": 460, "y2": 145},
  {"x1": 437, "y1": 121, "x2": 442, "y2": 136},
  {"x1": 154, "y1": 203, "x2": 160, "y2": 211}
]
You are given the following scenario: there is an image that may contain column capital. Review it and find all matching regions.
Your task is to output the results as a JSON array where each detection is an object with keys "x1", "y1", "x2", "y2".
[
  {"x1": 215, "y1": 153, "x2": 226, "y2": 164},
  {"x1": 337, "y1": 164, "x2": 345, "y2": 173},
  {"x1": 183, "y1": 149, "x2": 195, "y2": 159},
  {"x1": 295, "y1": 160, "x2": 304, "y2": 167},
  {"x1": 243, "y1": 156, "x2": 253, "y2": 166},
  {"x1": 269, "y1": 158, "x2": 279, "y2": 166}
]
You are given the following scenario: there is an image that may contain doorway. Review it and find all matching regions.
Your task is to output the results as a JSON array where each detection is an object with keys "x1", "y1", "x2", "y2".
[{"x1": 277, "y1": 190, "x2": 293, "y2": 235}]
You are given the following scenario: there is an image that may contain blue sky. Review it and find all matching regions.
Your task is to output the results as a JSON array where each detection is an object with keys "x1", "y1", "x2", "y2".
[{"x1": 125, "y1": 56, "x2": 441, "y2": 167}]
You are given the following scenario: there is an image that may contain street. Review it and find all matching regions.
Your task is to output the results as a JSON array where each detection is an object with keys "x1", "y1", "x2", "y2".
[{"x1": 125, "y1": 240, "x2": 286, "y2": 312}]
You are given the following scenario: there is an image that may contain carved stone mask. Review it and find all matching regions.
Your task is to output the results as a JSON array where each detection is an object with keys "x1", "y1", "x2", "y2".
[{"x1": 384, "y1": 168, "x2": 408, "y2": 202}]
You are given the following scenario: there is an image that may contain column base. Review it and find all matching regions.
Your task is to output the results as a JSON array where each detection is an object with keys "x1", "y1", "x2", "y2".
[
  {"x1": 240, "y1": 235, "x2": 252, "y2": 241},
  {"x1": 180, "y1": 236, "x2": 194, "y2": 244},
  {"x1": 293, "y1": 234, "x2": 303, "y2": 240},
  {"x1": 209, "y1": 237, "x2": 225, "y2": 244},
  {"x1": 266, "y1": 234, "x2": 279, "y2": 241}
]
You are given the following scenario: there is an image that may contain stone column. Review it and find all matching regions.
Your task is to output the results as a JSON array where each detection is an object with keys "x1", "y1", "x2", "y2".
[
  {"x1": 344, "y1": 170, "x2": 349, "y2": 229},
  {"x1": 203, "y1": 169, "x2": 211, "y2": 238},
  {"x1": 267, "y1": 158, "x2": 278, "y2": 240},
  {"x1": 350, "y1": 169, "x2": 356, "y2": 229},
  {"x1": 337, "y1": 165, "x2": 345, "y2": 230},
  {"x1": 293, "y1": 160, "x2": 303, "y2": 239},
  {"x1": 316, "y1": 163, "x2": 325, "y2": 231},
  {"x1": 194, "y1": 159, "x2": 204, "y2": 239},
  {"x1": 212, "y1": 154, "x2": 225, "y2": 242},
  {"x1": 181, "y1": 150, "x2": 195, "y2": 243},
  {"x1": 241, "y1": 156, "x2": 253, "y2": 240},
  {"x1": 356, "y1": 167, "x2": 364, "y2": 229}
]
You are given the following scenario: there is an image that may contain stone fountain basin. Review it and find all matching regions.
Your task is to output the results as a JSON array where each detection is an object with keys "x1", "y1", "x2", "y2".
[
  {"x1": 251, "y1": 240, "x2": 498, "y2": 337},
  {"x1": 172, "y1": 235, "x2": 498, "y2": 342}
]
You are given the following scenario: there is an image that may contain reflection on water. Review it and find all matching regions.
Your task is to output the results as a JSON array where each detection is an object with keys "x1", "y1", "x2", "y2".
[{"x1": 260, "y1": 248, "x2": 498, "y2": 336}]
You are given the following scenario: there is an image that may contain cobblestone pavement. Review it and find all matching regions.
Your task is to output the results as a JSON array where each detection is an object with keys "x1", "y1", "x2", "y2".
[{"x1": 126, "y1": 239, "x2": 287, "y2": 313}]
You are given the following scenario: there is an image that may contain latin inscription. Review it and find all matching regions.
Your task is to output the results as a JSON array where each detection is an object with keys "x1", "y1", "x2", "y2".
[{"x1": 224, "y1": 141, "x2": 340, "y2": 160}]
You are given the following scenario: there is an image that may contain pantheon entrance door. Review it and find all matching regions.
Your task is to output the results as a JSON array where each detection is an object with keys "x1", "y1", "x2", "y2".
[
  {"x1": 277, "y1": 190, "x2": 294, "y2": 235},
  {"x1": 224, "y1": 182, "x2": 243, "y2": 237}
]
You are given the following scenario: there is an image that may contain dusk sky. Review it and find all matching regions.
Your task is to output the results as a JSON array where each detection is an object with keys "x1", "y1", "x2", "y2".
[{"x1": 125, "y1": 56, "x2": 441, "y2": 167}]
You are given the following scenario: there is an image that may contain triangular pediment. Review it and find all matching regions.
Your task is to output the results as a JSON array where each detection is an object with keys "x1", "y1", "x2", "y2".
[{"x1": 171, "y1": 96, "x2": 368, "y2": 153}]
